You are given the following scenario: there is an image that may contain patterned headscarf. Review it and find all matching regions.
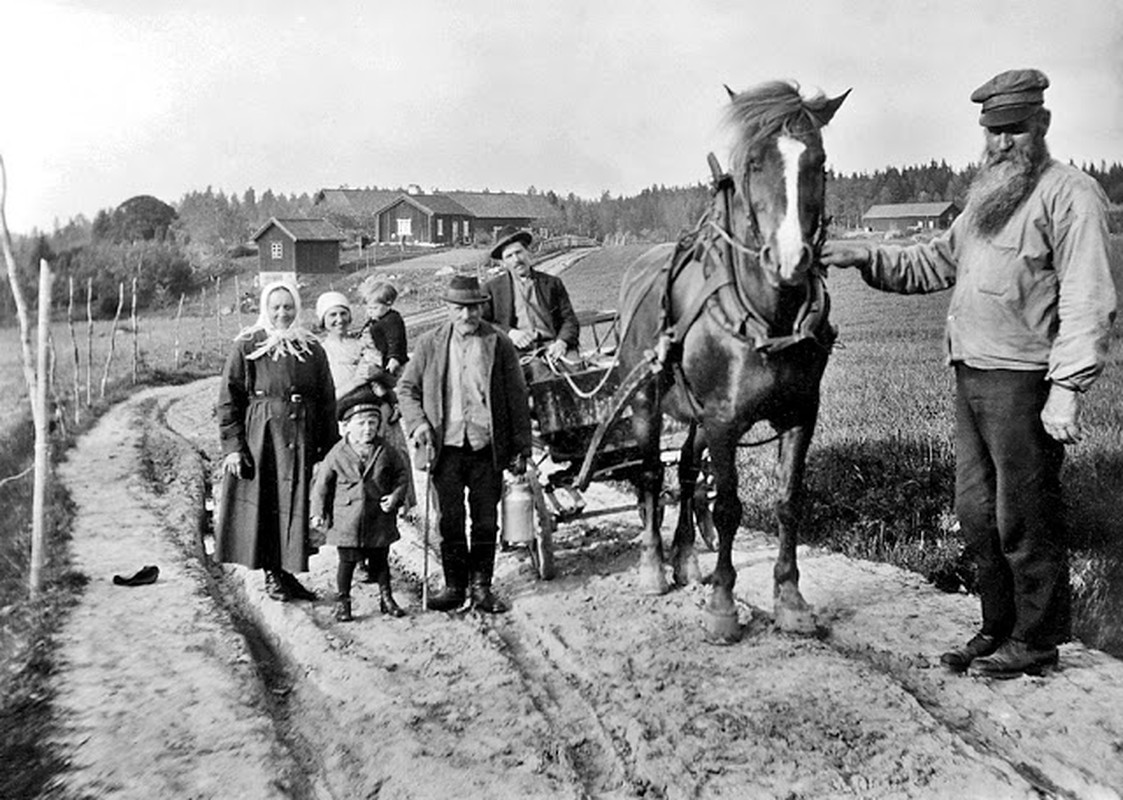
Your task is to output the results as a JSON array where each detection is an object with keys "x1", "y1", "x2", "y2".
[{"x1": 235, "y1": 280, "x2": 319, "y2": 361}]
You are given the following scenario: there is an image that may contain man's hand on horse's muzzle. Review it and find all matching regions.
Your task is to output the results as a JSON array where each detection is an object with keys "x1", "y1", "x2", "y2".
[{"x1": 819, "y1": 242, "x2": 870, "y2": 269}]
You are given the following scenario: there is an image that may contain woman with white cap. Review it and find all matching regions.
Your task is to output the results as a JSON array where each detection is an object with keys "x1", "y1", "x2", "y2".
[{"x1": 315, "y1": 290, "x2": 367, "y2": 399}]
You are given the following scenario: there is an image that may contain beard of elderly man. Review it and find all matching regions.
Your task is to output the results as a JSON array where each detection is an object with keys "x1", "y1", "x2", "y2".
[{"x1": 968, "y1": 111, "x2": 1051, "y2": 237}]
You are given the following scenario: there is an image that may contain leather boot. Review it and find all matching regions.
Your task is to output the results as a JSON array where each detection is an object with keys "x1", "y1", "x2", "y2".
[
  {"x1": 334, "y1": 596, "x2": 353, "y2": 622},
  {"x1": 470, "y1": 580, "x2": 509, "y2": 614},
  {"x1": 265, "y1": 570, "x2": 290, "y2": 602},
  {"x1": 428, "y1": 542, "x2": 469, "y2": 612},
  {"x1": 280, "y1": 570, "x2": 317, "y2": 601},
  {"x1": 379, "y1": 585, "x2": 407, "y2": 617},
  {"x1": 940, "y1": 632, "x2": 1001, "y2": 672},
  {"x1": 469, "y1": 545, "x2": 508, "y2": 614},
  {"x1": 426, "y1": 585, "x2": 467, "y2": 612}
]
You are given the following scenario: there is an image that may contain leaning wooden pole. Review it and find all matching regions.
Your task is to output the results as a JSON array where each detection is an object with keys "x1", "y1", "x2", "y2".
[{"x1": 30, "y1": 260, "x2": 53, "y2": 596}]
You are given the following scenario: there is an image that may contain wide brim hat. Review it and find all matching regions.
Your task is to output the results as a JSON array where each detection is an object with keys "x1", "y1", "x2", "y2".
[
  {"x1": 489, "y1": 226, "x2": 534, "y2": 260},
  {"x1": 970, "y1": 68, "x2": 1049, "y2": 127},
  {"x1": 441, "y1": 274, "x2": 489, "y2": 305},
  {"x1": 337, "y1": 384, "x2": 384, "y2": 422}
]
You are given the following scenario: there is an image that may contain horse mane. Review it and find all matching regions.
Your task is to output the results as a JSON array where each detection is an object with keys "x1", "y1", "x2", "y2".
[{"x1": 724, "y1": 80, "x2": 831, "y2": 181}]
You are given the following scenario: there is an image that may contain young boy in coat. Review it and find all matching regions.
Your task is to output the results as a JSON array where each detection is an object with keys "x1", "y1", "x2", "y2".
[{"x1": 311, "y1": 384, "x2": 410, "y2": 622}]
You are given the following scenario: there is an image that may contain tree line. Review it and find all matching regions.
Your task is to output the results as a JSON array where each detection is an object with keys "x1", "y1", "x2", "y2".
[{"x1": 3, "y1": 160, "x2": 1120, "y2": 321}]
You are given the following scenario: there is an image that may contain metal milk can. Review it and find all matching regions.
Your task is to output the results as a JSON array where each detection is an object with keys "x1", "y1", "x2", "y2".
[{"x1": 501, "y1": 474, "x2": 536, "y2": 543}]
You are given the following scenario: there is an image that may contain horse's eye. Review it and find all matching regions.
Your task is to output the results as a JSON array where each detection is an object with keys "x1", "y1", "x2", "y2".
[{"x1": 747, "y1": 159, "x2": 763, "y2": 174}]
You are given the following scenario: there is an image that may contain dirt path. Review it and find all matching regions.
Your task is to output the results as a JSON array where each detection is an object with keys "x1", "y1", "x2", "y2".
[{"x1": 50, "y1": 380, "x2": 1123, "y2": 799}]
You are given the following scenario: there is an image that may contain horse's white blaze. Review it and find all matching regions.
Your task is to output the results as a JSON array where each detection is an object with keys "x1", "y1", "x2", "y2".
[{"x1": 776, "y1": 136, "x2": 807, "y2": 279}]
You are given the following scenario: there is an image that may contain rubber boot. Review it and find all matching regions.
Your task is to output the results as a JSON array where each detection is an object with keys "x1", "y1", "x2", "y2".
[{"x1": 334, "y1": 595, "x2": 353, "y2": 622}]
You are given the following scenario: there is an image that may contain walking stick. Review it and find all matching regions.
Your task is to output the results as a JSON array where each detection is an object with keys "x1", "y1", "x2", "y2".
[{"x1": 422, "y1": 464, "x2": 431, "y2": 611}]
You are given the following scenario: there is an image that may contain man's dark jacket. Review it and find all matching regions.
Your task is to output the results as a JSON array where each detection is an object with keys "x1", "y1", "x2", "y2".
[
  {"x1": 482, "y1": 270, "x2": 580, "y2": 350},
  {"x1": 397, "y1": 320, "x2": 532, "y2": 472}
]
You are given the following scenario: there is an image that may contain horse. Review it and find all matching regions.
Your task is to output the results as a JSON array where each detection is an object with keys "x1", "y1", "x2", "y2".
[{"x1": 610, "y1": 80, "x2": 849, "y2": 642}]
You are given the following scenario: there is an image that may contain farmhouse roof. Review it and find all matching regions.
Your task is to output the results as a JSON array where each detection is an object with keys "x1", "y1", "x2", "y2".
[
  {"x1": 312, "y1": 188, "x2": 403, "y2": 217},
  {"x1": 443, "y1": 191, "x2": 560, "y2": 220},
  {"x1": 863, "y1": 201, "x2": 959, "y2": 220},
  {"x1": 252, "y1": 217, "x2": 346, "y2": 242},
  {"x1": 376, "y1": 193, "x2": 473, "y2": 217}
]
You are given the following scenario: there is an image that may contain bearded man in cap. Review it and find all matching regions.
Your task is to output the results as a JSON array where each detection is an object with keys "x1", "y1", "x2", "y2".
[
  {"x1": 821, "y1": 68, "x2": 1116, "y2": 678},
  {"x1": 397, "y1": 274, "x2": 533, "y2": 613},
  {"x1": 482, "y1": 226, "x2": 580, "y2": 380}
]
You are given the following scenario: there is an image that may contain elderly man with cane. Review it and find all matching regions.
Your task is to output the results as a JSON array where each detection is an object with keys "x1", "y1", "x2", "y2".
[{"x1": 397, "y1": 274, "x2": 533, "y2": 613}]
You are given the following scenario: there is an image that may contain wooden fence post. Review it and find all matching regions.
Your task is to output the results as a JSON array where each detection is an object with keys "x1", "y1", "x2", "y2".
[
  {"x1": 131, "y1": 276, "x2": 138, "y2": 385},
  {"x1": 30, "y1": 259, "x2": 53, "y2": 597},
  {"x1": 214, "y1": 275, "x2": 222, "y2": 347},
  {"x1": 174, "y1": 293, "x2": 185, "y2": 370},
  {"x1": 100, "y1": 282, "x2": 124, "y2": 398},
  {"x1": 86, "y1": 277, "x2": 93, "y2": 406},
  {"x1": 199, "y1": 285, "x2": 208, "y2": 357},
  {"x1": 234, "y1": 274, "x2": 244, "y2": 330},
  {"x1": 67, "y1": 276, "x2": 81, "y2": 425}
]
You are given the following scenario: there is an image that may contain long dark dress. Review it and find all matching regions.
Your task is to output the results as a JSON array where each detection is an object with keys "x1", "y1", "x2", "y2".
[{"x1": 215, "y1": 332, "x2": 337, "y2": 572}]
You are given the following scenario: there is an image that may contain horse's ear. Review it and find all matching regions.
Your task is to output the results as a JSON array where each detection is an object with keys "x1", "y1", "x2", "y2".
[
  {"x1": 724, "y1": 84, "x2": 736, "y2": 101},
  {"x1": 810, "y1": 88, "x2": 851, "y2": 127}
]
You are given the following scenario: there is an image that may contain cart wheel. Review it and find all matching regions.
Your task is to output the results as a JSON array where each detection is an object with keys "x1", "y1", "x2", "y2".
[{"x1": 526, "y1": 473, "x2": 557, "y2": 580}]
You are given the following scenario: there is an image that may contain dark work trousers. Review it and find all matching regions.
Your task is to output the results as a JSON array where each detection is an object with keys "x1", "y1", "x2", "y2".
[
  {"x1": 432, "y1": 445, "x2": 503, "y2": 590},
  {"x1": 954, "y1": 365, "x2": 1070, "y2": 648}
]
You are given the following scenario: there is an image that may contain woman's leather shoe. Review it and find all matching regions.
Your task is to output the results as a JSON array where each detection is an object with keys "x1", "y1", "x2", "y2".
[
  {"x1": 264, "y1": 571, "x2": 290, "y2": 602},
  {"x1": 280, "y1": 571, "x2": 317, "y2": 601},
  {"x1": 380, "y1": 593, "x2": 407, "y2": 617}
]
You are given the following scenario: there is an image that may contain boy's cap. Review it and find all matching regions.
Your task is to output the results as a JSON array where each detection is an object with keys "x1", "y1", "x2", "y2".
[{"x1": 337, "y1": 384, "x2": 383, "y2": 422}]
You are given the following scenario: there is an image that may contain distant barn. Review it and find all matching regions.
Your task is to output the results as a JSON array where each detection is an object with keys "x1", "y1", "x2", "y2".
[
  {"x1": 252, "y1": 217, "x2": 346, "y2": 284},
  {"x1": 863, "y1": 201, "x2": 960, "y2": 233}
]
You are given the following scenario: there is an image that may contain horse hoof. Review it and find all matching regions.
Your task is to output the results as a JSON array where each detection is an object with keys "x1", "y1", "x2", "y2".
[
  {"x1": 638, "y1": 571, "x2": 670, "y2": 596},
  {"x1": 703, "y1": 608, "x2": 742, "y2": 644},
  {"x1": 775, "y1": 606, "x2": 817, "y2": 635}
]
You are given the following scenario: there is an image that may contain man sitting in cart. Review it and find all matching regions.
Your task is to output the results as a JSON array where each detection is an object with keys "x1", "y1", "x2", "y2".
[{"x1": 483, "y1": 226, "x2": 580, "y2": 382}]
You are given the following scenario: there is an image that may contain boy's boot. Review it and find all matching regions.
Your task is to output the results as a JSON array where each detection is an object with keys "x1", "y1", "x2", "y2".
[{"x1": 334, "y1": 595, "x2": 353, "y2": 622}]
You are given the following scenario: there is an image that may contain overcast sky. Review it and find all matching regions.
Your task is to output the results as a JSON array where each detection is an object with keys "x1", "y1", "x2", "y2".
[{"x1": 3, "y1": 0, "x2": 1121, "y2": 234}]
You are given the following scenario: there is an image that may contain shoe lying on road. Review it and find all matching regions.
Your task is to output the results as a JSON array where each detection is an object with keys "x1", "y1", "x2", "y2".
[
  {"x1": 940, "y1": 633, "x2": 1000, "y2": 672},
  {"x1": 112, "y1": 565, "x2": 160, "y2": 587},
  {"x1": 968, "y1": 639, "x2": 1058, "y2": 679}
]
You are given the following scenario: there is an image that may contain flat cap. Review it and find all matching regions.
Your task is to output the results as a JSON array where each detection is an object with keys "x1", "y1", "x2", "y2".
[{"x1": 970, "y1": 68, "x2": 1049, "y2": 127}]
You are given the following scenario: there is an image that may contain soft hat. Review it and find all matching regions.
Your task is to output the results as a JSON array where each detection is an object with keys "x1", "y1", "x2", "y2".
[
  {"x1": 489, "y1": 225, "x2": 534, "y2": 259},
  {"x1": 315, "y1": 291, "x2": 352, "y2": 323},
  {"x1": 441, "y1": 274, "x2": 489, "y2": 305},
  {"x1": 970, "y1": 68, "x2": 1049, "y2": 127}
]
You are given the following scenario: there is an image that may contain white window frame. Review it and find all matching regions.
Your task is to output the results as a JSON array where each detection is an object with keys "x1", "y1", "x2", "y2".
[
  {"x1": 396, "y1": 218, "x2": 412, "y2": 238},
  {"x1": 437, "y1": 218, "x2": 444, "y2": 237},
  {"x1": 271, "y1": 241, "x2": 283, "y2": 260}
]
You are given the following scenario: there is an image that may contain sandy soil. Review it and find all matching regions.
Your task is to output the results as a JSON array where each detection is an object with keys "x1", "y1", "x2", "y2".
[{"x1": 49, "y1": 379, "x2": 1123, "y2": 799}]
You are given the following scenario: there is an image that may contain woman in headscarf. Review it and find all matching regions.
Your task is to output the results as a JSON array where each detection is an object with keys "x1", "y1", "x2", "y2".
[{"x1": 215, "y1": 280, "x2": 337, "y2": 602}]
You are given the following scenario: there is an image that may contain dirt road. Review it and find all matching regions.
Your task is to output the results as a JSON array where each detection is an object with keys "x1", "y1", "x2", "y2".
[{"x1": 50, "y1": 381, "x2": 1123, "y2": 799}]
